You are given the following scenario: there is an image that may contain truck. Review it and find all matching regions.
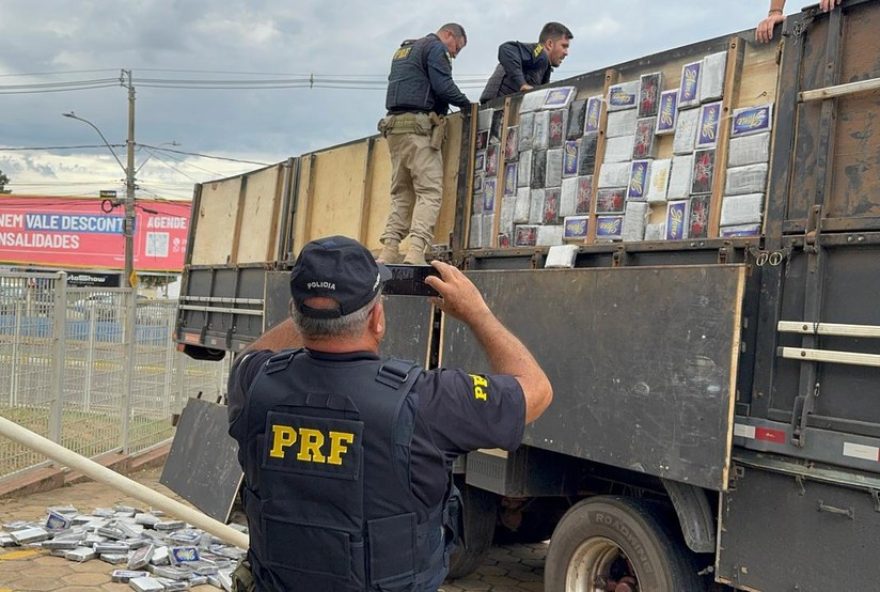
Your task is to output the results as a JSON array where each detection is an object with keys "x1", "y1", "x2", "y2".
[{"x1": 172, "y1": 2, "x2": 880, "y2": 590}]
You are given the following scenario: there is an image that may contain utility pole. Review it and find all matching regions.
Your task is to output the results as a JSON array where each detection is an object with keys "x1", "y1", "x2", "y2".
[
  {"x1": 62, "y1": 69, "x2": 139, "y2": 452},
  {"x1": 123, "y1": 69, "x2": 137, "y2": 290}
]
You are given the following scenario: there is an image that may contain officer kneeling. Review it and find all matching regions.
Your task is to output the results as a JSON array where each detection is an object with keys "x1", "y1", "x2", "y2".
[{"x1": 227, "y1": 235, "x2": 553, "y2": 592}]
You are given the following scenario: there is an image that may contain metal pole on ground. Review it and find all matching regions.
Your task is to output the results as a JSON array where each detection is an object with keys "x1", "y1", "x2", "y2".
[{"x1": 0, "y1": 415, "x2": 249, "y2": 549}]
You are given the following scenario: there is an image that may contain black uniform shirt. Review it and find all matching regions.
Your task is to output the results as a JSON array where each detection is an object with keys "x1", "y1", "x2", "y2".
[{"x1": 228, "y1": 348, "x2": 526, "y2": 509}]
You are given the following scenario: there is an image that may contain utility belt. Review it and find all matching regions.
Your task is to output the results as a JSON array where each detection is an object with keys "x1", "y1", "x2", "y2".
[{"x1": 378, "y1": 112, "x2": 446, "y2": 149}]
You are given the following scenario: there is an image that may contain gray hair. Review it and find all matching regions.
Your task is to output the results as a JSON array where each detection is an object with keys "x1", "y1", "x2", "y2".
[{"x1": 291, "y1": 293, "x2": 381, "y2": 340}]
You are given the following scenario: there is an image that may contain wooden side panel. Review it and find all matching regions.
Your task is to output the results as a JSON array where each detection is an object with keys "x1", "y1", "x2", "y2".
[
  {"x1": 828, "y1": 2, "x2": 880, "y2": 220},
  {"x1": 236, "y1": 165, "x2": 284, "y2": 263},
  {"x1": 291, "y1": 154, "x2": 313, "y2": 257},
  {"x1": 191, "y1": 176, "x2": 241, "y2": 266},
  {"x1": 437, "y1": 113, "x2": 463, "y2": 247},
  {"x1": 363, "y1": 136, "x2": 393, "y2": 250},
  {"x1": 308, "y1": 142, "x2": 371, "y2": 242}
]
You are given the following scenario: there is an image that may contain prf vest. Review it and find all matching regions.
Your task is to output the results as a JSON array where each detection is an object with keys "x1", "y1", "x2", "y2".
[
  {"x1": 386, "y1": 34, "x2": 442, "y2": 115},
  {"x1": 235, "y1": 350, "x2": 448, "y2": 592}
]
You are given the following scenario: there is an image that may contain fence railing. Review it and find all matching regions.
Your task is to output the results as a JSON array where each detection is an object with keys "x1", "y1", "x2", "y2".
[{"x1": 0, "y1": 271, "x2": 232, "y2": 479}]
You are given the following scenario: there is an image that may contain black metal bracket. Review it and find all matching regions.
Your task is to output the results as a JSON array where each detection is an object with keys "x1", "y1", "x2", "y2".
[
  {"x1": 717, "y1": 241, "x2": 733, "y2": 264},
  {"x1": 611, "y1": 245, "x2": 628, "y2": 267}
]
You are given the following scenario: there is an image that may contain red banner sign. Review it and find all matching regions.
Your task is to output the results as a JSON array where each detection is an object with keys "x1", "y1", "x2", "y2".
[{"x1": 0, "y1": 196, "x2": 191, "y2": 272}]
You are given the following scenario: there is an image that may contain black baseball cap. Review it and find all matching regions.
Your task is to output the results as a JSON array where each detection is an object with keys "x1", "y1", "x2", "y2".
[{"x1": 290, "y1": 235, "x2": 391, "y2": 319}]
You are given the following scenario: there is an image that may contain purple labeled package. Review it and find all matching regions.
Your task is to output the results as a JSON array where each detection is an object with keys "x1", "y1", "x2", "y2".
[
  {"x1": 696, "y1": 101, "x2": 722, "y2": 149},
  {"x1": 655, "y1": 90, "x2": 678, "y2": 135},
  {"x1": 627, "y1": 160, "x2": 651, "y2": 201},
  {"x1": 596, "y1": 215, "x2": 624, "y2": 240},
  {"x1": 731, "y1": 104, "x2": 773, "y2": 137},
  {"x1": 563, "y1": 216, "x2": 589, "y2": 240},
  {"x1": 584, "y1": 95, "x2": 603, "y2": 133},
  {"x1": 562, "y1": 140, "x2": 579, "y2": 177},
  {"x1": 678, "y1": 60, "x2": 702, "y2": 109},
  {"x1": 665, "y1": 200, "x2": 689, "y2": 240}
]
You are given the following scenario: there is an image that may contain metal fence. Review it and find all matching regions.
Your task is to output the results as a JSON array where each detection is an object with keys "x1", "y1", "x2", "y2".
[{"x1": 0, "y1": 271, "x2": 232, "y2": 479}]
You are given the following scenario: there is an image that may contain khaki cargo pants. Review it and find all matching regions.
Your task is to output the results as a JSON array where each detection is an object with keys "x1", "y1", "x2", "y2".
[{"x1": 379, "y1": 112, "x2": 445, "y2": 247}]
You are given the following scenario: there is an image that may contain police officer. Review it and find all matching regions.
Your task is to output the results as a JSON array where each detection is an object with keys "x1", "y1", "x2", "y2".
[
  {"x1": 227, "y1": 235, "x2": 552, "y2": 592},
  {"x1": 479, "y1": 22, "x2": 573, "y2": 104},
  {"x1": 378, "y1": 24, "x2": 473, "y2": 266}
]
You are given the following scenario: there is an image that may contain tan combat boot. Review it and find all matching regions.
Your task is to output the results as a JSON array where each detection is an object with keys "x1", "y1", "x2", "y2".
[
  {"x1": 377, "y1": 240, "x2": 403, "y2": 264},
  {"x1": 402, "y1": 237, "x2": 428, "y2": 265}
]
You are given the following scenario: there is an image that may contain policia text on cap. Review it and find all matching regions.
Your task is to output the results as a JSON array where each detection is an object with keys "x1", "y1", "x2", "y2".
[{"x1": 226, "y1": 235, "x2": 552, "y2": 592}]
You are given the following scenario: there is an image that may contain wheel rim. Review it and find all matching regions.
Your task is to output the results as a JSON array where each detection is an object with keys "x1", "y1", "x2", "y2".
[{"x1": 565, "y1": 535, "x2": 641, "y2": 592}]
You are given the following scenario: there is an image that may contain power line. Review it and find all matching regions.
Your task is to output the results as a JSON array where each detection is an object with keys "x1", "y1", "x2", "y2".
[
  {"x1": 0, "y1": 144, "x2": 126, "y2": 151},
  {"x1": 0, "y1": 69, "x2": 119, "y2": 78},
  {"x1": 140, "y1": 144, "x2": 271, "y2": 166}
]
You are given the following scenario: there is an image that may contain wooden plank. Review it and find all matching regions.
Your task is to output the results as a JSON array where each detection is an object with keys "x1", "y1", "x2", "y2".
[
  {"x1": 191, "y1": 176, "x2": 240, "y2": 266},
  {"x1": 229, "y1": 175, "x2": 248, "y2": 265},
  {"x1": 800, "y1": 76, "x2": 880, "y2": 102},
  {"x1": 296, "y1": 154, "x2": 317, "y2": 256},
  {"x1": 264, "y1": 164, "x2": 284, "y2": 262},
  {"x1": 586, "y1": 69, "x2": 619, "y2": 244},
  {"x1": 437, "y1": 112, "x2": 464, "y2": 248},
  {"x1": 459, "y1": 104, "x2": 479, "y2": 251},
  {"x1": 491, "y1": 98, "x2": 513, "y2": 247},
  {"x1": 709, "y1": 37, "x2": 746, "y2": 237},
  {"x1": 237, "y1": 165, "x2": 283, "y2": 264},
  {"x1": 364, "y1": 137, "x2": 393, "y2": 250},
  {"x1": 357, "y1": 138, "x2": 376, "y2": 243}
]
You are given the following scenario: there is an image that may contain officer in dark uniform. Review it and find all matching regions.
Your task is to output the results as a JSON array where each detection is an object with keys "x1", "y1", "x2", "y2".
[
  {"x1": 227, "y1": 235, "x2": 552, "y2": 592},
  {"x1": 479, "y1": 22, "x2": 574, "y2": 104},
  {"x1": 378, "y1": 24, "x2": 474, "y2": 266}
]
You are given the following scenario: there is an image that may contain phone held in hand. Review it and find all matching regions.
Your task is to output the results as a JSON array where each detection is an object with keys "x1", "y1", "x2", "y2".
[{"x1": 383, "y1": 265, "x2": 440, "y2": 297}]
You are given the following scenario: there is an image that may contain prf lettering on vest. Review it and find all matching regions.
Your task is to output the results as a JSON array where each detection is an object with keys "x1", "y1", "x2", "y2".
[
  {"x1": 469, "y1": 374, "x2": 489, "y2": 401},
  {"x1": 269, "y1": 425, "x2": 355, "y2": 465}
]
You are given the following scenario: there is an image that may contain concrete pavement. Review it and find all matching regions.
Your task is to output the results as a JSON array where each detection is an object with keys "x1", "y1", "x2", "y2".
[{"x1": 0, "y1": 467, "x2": 547, "y2": 592}]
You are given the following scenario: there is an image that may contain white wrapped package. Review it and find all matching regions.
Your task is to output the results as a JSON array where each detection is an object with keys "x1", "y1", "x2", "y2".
[
  {"x1": 560, "y1": 177, "x2": 579, "y2": 217},
  {"x1": 700, "y1": 51, "x2": 727, "y2": 103},
  {"x1": 728, "y1": 132, "x2": 771, "y2": 167},
  {"x1": 545, "y1": 149, "x2": 564, "y2": 187},
  {"x1": 519, "y1": 88, "x2": 549, "y2": 113},
  {"x1": 667, "y1": 154, "x2": 695, "y2": 199},
  {"x1": 720, "y1": 193, "x2": 765, "y2": 226},
  {"x1": 603, "y1": 136, "x2": 635, "y2": 163},
  {"x1": 500, "y1": 197, "x2": 516, "y2": 236},
  {"x1": 598, "y1": 162, "x2": 631, "y2": 188},
  {"x1": 468, "y1": 215, "x2": 483, "y2": 248},
  {"x1": 517, "y1": 151, "x2": 532, "y2": 187},
  {"x1": 646, "y1": 158, "x2": 671, "y2": 203},
  {"x1": 622, "y1": 201, "x2": 649, "y2": 242},
  {"x1": 528, "y1": 189, "x2": 545, "y2": 224},
  {"x1": 477, "y1": 109, "x2": 493, "y2": 131},
  {"x1": 536, "y1": 225, "x2": 565, "y2": 246},
  {"x1": 724, "y1": 164, "x2": 768, "y2": 196},
  {"x1": 481, "y1": 214, "x2": 495, "y2": 248},
  {"x1": 644, "y1": 222, "x2": 666, "y2": 241},
  {"x1": 545, "y1": 244, "x2": 579, "y2": 268},
  {"x1": 532, "y1": 111, "x2": 550, "y2": 150},
  {"x1": 673, "y1": 108, "x2": 699, "y2": 155},
  {"x1": 606, "y1": 109, "x2": 638, "y2": 138},
  {"x1": 518, "y1": 112, "x2": 535, "y2": 152},
  {"x1": 514, "y1": 187, "x2": 531, "y2": 223}
]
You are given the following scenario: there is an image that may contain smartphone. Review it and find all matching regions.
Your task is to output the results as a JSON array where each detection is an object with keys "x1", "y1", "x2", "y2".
[{"x1": 383, "y1": 264, "x2": 440, "y2": 297}]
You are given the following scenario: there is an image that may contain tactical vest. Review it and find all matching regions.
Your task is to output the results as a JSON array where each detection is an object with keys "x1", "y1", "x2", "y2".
[
  {"x1": 480, "y1": 42, "x2": 550, "y2": 103},
  {"x1": 235, "y1": 349, "x2": 449, "y2": 592},
  {"x1": 386, "y1": 34, "x2": 441, "y2": 114}
]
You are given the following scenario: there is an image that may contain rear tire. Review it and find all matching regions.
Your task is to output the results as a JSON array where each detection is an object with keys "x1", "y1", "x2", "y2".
[
  {"x1": 545, "y1": 496, "x2": 706, "y2": 592},
  {"x1": 446, "y1": 480, "x2": 498, "y2": 579}
]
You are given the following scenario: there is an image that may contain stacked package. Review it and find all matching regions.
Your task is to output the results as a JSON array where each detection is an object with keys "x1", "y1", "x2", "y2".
[{"x1": 0, "y1": 504, "x2": 249, "y2": 591}]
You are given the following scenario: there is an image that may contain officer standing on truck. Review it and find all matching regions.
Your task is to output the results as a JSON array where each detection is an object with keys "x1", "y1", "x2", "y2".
[
  {"x1": 479, "y1": 22, "x2": 573, "y2": 103},
  {"x1": 378, "y1": 24, "x2": 473, "y2": 266},
  {"x1": 226, "y1": 235, "x2": 552, "y2": 592}
]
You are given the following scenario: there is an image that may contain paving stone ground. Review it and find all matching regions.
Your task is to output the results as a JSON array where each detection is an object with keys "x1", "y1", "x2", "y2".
[{"x1": 0, "y1": 467, "x2": 547, "y2": 592}]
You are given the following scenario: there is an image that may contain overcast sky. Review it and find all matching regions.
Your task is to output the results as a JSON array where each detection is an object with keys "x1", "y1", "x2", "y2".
[{"x1": 0, "y1": 0, "x2": 793, "y2": 200}]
